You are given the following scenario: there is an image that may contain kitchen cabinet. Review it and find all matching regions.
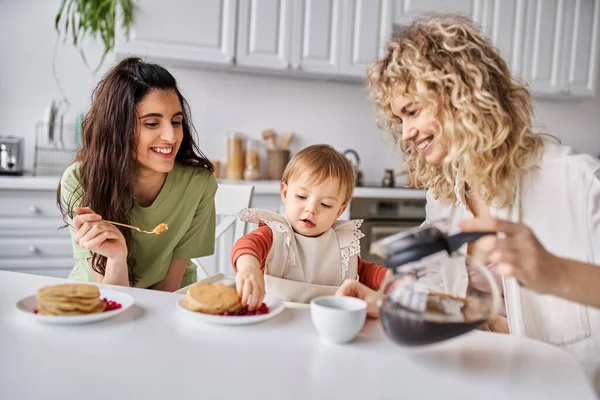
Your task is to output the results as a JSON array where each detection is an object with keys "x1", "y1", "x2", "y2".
[
  {"x1": 390, "y1": 0, "x2": 600, "y2": 98},
  {"x1": 520, "y1": 0, "x2": 599, "y2": 97},
  {"x1": 116, "y1": 0, "x2": 237, "y2": 66},
  {"x1": 290, "y1": 0, "x2": 344, "y2": 74},
  {"x1": 117, "y1": 0, "x2": 393, "y2": 81},
  {"x1": 115, "y1": 0, "x2": 599, "y2": 94},
  {"x1": 391, "y1": 0, "x2": 528, "y2": 74},
  {"x1": 558, "y1": 0, "x2": 600, "y2": 96},
  {"x1": 520, "y1": 0, "x2": 567, "y2": 95},
  {"x1": 341, "y1": 0, "x2": 395, "y2": 77},
  {"x1": 0, "y1": 189, "x2": 73, "y2": 279},
  {"x1": 290, "y1": 0, "x2": 394, "y2": 77},
  {"x1": 392, "y1": 0, "x2": 524, "y2": 72},
  {"x1": 393, "y1": 0, "x2": 481, "y2": 26},
  {"x1": 238, "y1": 0, "x2": 394, "y2": 79},
  {"x1": 477, "y1": 0, "x2": 527, "y2": 76},
  {"x1": 236, "y1": 0, "x2": 294, "y2": 69}
]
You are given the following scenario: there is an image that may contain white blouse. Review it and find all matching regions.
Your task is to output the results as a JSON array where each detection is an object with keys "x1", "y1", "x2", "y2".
[{"x1": 422, "y1": 141, "x2": 600, "y2": 392}]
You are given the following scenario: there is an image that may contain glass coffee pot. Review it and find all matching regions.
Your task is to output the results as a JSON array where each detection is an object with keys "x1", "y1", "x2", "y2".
[{"x1": 371, "y1": 222, "x2": 501, "y2": 346}]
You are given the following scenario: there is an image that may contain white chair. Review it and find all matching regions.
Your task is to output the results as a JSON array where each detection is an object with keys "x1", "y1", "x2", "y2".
[{"x1": 192, "y1": 184, "x2": 255, "y2": 279}]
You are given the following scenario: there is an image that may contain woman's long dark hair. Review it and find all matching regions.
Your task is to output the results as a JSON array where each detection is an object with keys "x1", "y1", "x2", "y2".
[{"x1": 57, "y1": 57, "x2": 213, "y2": 285}]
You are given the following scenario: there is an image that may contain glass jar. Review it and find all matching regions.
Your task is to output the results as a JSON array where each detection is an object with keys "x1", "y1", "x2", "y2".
[
  {"x1": 243, "y1": 139, "x2": 261, "y2": 180},
  {"x1": 226, "y1": 133, "x2": 245, "y2": 180}
]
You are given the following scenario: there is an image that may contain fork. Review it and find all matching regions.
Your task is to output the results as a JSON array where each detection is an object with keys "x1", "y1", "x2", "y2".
[{"x1": 103, "y1": 220, "x2": 168, "y2": 235}]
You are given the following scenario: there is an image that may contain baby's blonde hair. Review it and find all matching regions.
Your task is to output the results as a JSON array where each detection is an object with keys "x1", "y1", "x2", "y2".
[
  {"x1": 282, "y1": 144, "x2": 355, "y2": 204},
  {"x1": 367, "y1": 14, "x2": 544, "y2": 207}
]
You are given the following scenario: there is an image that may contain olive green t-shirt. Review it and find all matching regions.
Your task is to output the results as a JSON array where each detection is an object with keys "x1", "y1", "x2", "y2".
[{"x1": 60, "y1": 162, "x2": 217, "y2": 289}]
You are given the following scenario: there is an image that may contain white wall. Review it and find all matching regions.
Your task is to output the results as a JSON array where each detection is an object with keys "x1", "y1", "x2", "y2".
[{"x1": 2, "y1": 0, "x2": 600, "y2": 183}]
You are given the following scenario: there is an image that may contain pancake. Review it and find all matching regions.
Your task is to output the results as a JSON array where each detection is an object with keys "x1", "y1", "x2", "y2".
[
  {"x1": 36, "y1": 283, "x2": 105, "y2": 316},
  {"x1": 38, "y1": 283, "x2": 100, "y2": 300},
  {"x1": 183, "y1": 282, "x2": 243, "y2": 315}
]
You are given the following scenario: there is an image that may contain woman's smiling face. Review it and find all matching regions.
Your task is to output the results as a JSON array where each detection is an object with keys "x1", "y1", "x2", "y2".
[
  {"x1": 135, "y1": 89, "x2": 184, "y2": 174},
  {"x1": 390, "y1": 89, "x2": 447, "y2": 165}
]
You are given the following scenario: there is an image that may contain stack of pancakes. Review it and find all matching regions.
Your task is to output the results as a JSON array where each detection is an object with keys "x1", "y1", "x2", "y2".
[
  {"x1": 36, "y1": 283, "x2": 106, "y2": 316},
  {"x1": 183, "y1": 282, "x2": 243, "y2": 315}
]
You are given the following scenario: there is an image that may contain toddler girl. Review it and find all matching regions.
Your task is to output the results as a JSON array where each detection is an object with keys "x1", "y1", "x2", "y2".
[{"x1": 231, "y1": 144, "x2": 387, "y2": 308}]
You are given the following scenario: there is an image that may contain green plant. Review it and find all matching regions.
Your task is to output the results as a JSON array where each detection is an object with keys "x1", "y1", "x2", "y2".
[{"x1": 55, "y1": 0, "x2": 135, "y2": 73}]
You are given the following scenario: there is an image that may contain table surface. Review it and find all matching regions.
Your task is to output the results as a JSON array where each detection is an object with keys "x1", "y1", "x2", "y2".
[{"x1": 0, "y1": 271, "x2": 595, "y2": 400}]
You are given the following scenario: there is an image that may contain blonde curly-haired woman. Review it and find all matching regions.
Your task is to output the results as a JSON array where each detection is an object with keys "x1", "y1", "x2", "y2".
[{"x1": 342, "y1": 14, "x2": 600, "y2": 391}]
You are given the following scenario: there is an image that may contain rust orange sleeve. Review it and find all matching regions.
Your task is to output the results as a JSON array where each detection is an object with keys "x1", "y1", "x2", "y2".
[
  {"x1": 230, "y1": 224, "x2": 273, "y2": 272},
  {"x1": 357, "y1": 257, "x2": 387, "y2": 290}
]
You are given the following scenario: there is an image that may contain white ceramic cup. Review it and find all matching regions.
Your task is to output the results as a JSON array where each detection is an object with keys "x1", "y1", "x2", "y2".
[{"x1": 310, "y1": 295, "x2": 367, "y2": 344}]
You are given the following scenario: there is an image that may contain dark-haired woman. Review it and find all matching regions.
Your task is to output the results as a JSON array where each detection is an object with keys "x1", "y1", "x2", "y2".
[{"x1": 58, "y1": 57, "x2": 217, "y2": 291}]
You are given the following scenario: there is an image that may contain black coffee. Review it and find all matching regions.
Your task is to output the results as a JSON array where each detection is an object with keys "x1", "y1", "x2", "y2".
[{"x1": 381, "y1": 293, "x2": 488, "y2": 346}]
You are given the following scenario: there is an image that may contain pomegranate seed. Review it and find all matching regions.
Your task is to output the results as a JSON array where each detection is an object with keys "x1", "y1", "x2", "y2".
[
  {"x1": 101, "y1": 298, "x2": 122, "y2": 312},
  {"x1": 219, "y1": 302, "x2": 269, "y2": 316}
]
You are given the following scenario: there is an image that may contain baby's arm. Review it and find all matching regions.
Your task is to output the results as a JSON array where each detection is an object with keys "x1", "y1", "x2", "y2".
[
  {"x1": 357, "y1": 257, "x2": 387, "y2": 290},
  {"x1": 230, "y1": 224, "x2": 273, "y2": 272},
  {"x1": 231, "y1": 224, "x2": 273, "y2": 310}
]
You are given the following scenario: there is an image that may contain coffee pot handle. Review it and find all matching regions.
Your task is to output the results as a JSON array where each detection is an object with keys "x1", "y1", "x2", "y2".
[{"x1": 444, "y1": 232, "x2": 494, "y2": 254}]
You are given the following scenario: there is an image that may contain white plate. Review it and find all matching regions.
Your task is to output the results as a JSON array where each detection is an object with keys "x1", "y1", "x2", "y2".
[
  {"x1": 176, "y1": 295, "x2": 284, "y2": 325},
  {"x1": 16, "y1": 289, "x2": 134, "y2": 325}
]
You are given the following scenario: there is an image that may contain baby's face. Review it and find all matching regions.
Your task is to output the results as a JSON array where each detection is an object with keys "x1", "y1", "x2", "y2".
[{"x1": 280, "y1": 175, "x2": 348, "y2": 237}]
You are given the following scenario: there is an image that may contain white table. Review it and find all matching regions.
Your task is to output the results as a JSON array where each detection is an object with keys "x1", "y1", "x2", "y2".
[{"x1": 0, "y1": 271, "x2": 595, "y2": 400}]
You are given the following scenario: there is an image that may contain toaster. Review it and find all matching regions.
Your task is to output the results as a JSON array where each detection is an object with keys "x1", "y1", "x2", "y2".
[{"x1": 0, "y1": 136, "x2": 24, "y2": 175}]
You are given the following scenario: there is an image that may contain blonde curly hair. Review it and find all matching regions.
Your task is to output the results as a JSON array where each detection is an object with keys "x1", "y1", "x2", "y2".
[{"x1": 367, "y1": 15, "x2": 544, "y2": 207}]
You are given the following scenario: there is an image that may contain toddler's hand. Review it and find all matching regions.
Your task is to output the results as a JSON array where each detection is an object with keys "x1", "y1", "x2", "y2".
[{"x1": 235, "y1": 255, "x2": 265, "y2": 311}]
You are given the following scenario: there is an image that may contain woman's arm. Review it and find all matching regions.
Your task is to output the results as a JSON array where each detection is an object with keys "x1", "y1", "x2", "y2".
[
  {"x1": 60, "y1": 167, "x2": 130, "y2": 287},
  {"x1": 552, "y1": 258, "x2": 600, "y2": 309},
  {"x1": 88, "y1": 257, "x2": 129, "y2": 286},
  {"x1": 74, "y1": 207, "x2": 130, "y2": 287},
  {"x1": 460, "y1": 218, "x2": 600, "y2": 309},
  {"x1": 150, "y1": 258, "x2": 189, "y2": 292}
]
